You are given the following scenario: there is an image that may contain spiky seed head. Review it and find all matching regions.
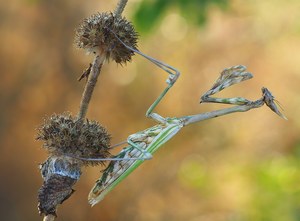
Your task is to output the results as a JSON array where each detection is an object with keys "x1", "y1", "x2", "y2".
[
  {"x1": 36, "y1": 113, "x2": 111, "y2": 166},
  {"x1": 74, "y1": 12, "x2": 138, "y2": 64}
]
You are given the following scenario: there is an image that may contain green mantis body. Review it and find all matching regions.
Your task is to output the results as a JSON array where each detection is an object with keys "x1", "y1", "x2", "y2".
[
  {"x1": 84, "y1": 36, "x2": 286, "y2": 206},
  {"x1": 88, "y1": 120, "x2": 183, "y2": 205}
]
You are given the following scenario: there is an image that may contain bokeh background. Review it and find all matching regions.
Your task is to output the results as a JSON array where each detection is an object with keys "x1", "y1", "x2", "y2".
[{"x1": 1, "y1": 0, "x2": 300, "y2": 220}]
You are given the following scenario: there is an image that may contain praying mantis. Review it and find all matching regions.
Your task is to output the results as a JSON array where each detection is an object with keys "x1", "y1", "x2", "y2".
[{"x1": 77, "y1": 37, "x2": 286, "y2": 206}]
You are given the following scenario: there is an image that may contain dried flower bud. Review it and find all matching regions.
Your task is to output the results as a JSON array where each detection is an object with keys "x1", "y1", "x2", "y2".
[
  {"x1": 37, "y1": 113, "x2": 112, "y2": 216},
  {"x1": 36, "y1": 113, "x2": 111, "y2": 166},
  {"x1": 38, "y1": 157, "x2": 80, "y2": 216},
  {"x1": 74, "y1": 12, "x2": 138, "y2": 64}
]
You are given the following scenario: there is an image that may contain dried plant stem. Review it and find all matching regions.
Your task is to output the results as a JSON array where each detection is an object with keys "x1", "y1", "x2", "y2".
[
  {"x1": 77, "y1": 55, "x2": 105, "y2": 121},
  {"x1": 77, "y1": 0, "x2": 129, "y2": 121},
  {"x1": 114, "y1": 0, "x2": 128, "y2": 17},
  {"x1": 43, "y1": 214, "x2": 56, "y2": 221},
  {"x1": 40, "y1": 1, "x2": 131, "y2": 221}
]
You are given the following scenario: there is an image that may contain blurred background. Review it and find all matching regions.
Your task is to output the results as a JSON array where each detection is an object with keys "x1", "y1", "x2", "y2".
[{"x1": 1, "y1": 0, "x2": 300, "y2": 220}]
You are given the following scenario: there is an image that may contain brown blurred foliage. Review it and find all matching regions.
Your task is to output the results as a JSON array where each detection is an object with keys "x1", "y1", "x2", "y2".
[{"x1": 1, "y1": 0, "x2": 300, "y2": 220}]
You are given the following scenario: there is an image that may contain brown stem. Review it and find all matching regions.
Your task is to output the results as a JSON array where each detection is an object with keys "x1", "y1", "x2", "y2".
[
  {"x1": 76, "y1": 0, "x2": 129, "y2": 121},
  {"x1": 114, "y1": 0, "x2": 128, "y2": 17},
  {"x1": 43, "y1": 214, "x2": 56, "y2": 221},
  {"x1": 77, "y1": 55, "x2": 105, "y2": 121}
]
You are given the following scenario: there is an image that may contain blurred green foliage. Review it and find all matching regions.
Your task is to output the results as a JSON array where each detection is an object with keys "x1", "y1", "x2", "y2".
[
  {"x1": 133, "y1": 0, "x2": 228, "y2": 33},
  {"x1": 247, "y1": 153, "x2": 300, "y2": 221},
  {"x1": 177, "y1": 151, "x2": 300, "y2": 221}
]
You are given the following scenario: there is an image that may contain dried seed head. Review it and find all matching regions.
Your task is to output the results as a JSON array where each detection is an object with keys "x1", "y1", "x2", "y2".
[
  {"x1": 38, "y1": 156, "x2": 80, "y2": 216},
  {"x1": 37, "y1": 113, "x2": 112, "y2": 216},
  {"x1": 36, "y1": 113, "x2": 111, "y2": 166},
  {"x1": 74, "y1": 12, "x2": 138, "y2": 64}
]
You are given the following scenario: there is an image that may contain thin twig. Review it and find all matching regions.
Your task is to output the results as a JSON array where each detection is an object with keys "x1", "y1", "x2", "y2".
[
  {"x1": 77, "y1": 0, "x2": 129, "y2": 121},
  {"x1": 41, "y1": 1, "x2": 128, "y2": 220},
  {"x1": 43, "y1": 215, "x2": 56, "y2": 221},
  {"x1": 77, "y1": 55, "x2": 105, "y2": 121},
  {"x1": 114, "y1": 0, "x2": 128, "y2": 17}
]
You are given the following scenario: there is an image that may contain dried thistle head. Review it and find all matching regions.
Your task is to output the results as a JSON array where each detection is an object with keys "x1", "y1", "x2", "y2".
[
  {"x1": 37, "y1": 113, "x2": 111, "y2": 216},
  {"x1": 36, "y1": 113, "x2": 111, "y2": 166},
  {"x1": 74, "y1": 12, "x2": 138, "y2": 64}
]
